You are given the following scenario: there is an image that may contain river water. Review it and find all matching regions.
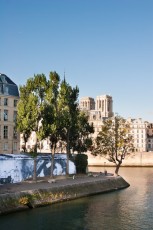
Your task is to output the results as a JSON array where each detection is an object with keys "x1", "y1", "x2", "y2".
[{"x1": 0, "y1": 167, "x2": 153, "y2": 230}]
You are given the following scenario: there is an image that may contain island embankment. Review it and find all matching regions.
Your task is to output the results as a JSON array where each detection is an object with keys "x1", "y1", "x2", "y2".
[
  {"x1": 87, "y1": 151, "x2": 153, "y2": 167},
  {"x1": 0, "y1": 174, "x2": 129, "y2": 215}
]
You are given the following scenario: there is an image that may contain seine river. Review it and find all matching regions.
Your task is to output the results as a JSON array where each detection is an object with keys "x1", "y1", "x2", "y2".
[{"x1": 0, "y1": 167, "x2": 153, "y2": 230}]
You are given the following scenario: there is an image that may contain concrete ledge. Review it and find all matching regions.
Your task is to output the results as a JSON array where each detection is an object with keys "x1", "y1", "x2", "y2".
[{"x1": 0, "y1": 176, "x2": 129, "y2": 215}]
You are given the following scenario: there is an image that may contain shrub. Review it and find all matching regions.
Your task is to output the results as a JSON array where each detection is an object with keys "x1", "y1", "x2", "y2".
[{"x1": 75, "y1": 154, "x2": 88, "y2": 174}]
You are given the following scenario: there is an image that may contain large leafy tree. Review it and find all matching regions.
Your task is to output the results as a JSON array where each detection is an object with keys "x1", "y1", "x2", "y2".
[
  {"x1": 16, "y1": 86, "x2": 32, "y2": 152},
  {"x1": 58, "y1": 79, "x2": 80, "y2": 175},
  {"x1": 39, "y1": 71, "x2": 61, "y2": 178},
  {"x1": 92, "y1": 115, "x2": 134, "y2": 175},
  {"x1": 17, "y1": 74, "x2": 47, "y2": 180},
  {"x1": 72, "y1": 111, "x2": 94, "y2": 154},
  {"x1": 17, "y1": 71, "x2": 94, "y2": 178}
]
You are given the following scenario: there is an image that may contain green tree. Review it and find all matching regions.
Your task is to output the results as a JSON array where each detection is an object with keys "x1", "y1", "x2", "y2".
[
  {"x1": 72, "y1": 111, "x2": 94, "y2": 154},
  {"x1": 16, "y1": 86, "x2": 32, "y2": 152},
  {"x1": 58, "y1": 79, "x2": 79, "y2": 175},
  {"x1": 92, "y1": 115, "x2": 134, "y2": 175},
  {"x1": 17, "y1": 74, "x2": 47, "y2": 181},
  {"x1": 39, "y1": 71, "x2": 61, "y2": 178}
]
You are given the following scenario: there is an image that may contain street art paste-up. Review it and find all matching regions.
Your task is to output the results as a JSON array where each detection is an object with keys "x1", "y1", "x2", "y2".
[{"x1": 0, "y1": 154, "x2": 76, "y2": 184}]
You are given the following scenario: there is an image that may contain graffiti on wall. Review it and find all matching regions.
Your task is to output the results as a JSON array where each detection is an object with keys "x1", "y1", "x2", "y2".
[{"x1": 0, "y1": 154, "x2": 76, "y2": 184}]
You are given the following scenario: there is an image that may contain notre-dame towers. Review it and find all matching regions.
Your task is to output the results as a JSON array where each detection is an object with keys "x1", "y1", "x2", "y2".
[
  {"x1": 79, "y1": 95, "x2": 114, "y2": 137},
  {"x1": 79, "y1": 94, "x2": 113, "y2": 119}
]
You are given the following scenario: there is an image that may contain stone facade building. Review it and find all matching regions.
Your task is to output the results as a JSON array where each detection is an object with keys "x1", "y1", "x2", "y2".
[
  {"x1": 80, "y1": 96, "x2": 153, "y2": 152},
  {"x1": 125, "y1": 119, "x2": 153, "y2": 152},
  {"x1": 79, "y1": 95, "x2": 114, "y2": 138},
  {"x1": 127, "y1": 118, "x2": 148, "y2": 152},
  {"x1": 146, "y1": 123, "x2": 153, "y2": 151},
  {"x1": 0, "y1": 74, "x2": 20, "y2": 154}
]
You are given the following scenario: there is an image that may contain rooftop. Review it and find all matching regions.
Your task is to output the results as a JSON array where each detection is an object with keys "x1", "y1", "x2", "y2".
[{"x1": 0, "y1": 73, "x2": 19, "y2": 97}]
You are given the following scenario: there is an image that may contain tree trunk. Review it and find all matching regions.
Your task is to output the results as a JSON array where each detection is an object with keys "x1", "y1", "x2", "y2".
[
  {"x1": 50, "y1": 146, "x2": 55, "y2": 178},
  {"x1": 66, "y1": 146, "x2": 69, "y2": 176},
  {"x1": 66, "y1": 132, "x2": 70, "y2": 176},
  {"x1": 115, "y1": 162, "x2": 121, "y2": 176},
  {"x1": 33, "y1": 157, "x2": 37, "y2": 181},
  {"x1": 32, "y1": 143, "x2": 37, "y2": 181}
]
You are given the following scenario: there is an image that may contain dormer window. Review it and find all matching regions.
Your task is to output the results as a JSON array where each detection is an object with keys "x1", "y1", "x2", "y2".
[{"x1": 0, "y1": 85, "x2": 3, "y2": 94}]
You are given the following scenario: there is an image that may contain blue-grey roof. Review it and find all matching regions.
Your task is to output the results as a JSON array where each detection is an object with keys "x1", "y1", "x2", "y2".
[{"x1": 0, "y1": 73, "x2": 19, "y2": 97}]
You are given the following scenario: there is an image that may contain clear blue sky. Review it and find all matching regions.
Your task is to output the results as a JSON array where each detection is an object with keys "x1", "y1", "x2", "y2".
[{"x1": 1, "y1": 0, "x2": 153, "y2": 122}]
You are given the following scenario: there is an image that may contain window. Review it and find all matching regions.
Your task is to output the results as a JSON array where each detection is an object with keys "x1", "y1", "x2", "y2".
[
  {"x1": 4, "y1": 110, "x2": 8, "y2": 121},
  {"x1": 3, "y1": 143, "x2": 8, "y2": 150},
  {"x1": 4, "y1": 126, "x2": 8, "y2": 139},
  {"x1": 13, "y1": 127, "x2": 17, "y2": 139},
  {"x1": 102, "y1": 100, "x2": 104, "y2": 112},
  {"x1": 4, "y1": 98, "x2": 8, "y2": 106},
  {"x1": 108, "y1": 100, "x2": 110, "y2": 112},
  {"x1": 13, "y1": 142, "x2": 17, "y2": 150},
  {"x1": 14, "y1": 100, "x2": 18, "y2": 107},
  {"x1": 3, "y1": 85, "x2": 8, "y2": 94},
  {"x1": 99, "y1": 101, "x2": 101, "y2": 108},
  {"x1": 0, "y1": 85, "x2": 3, "y2": 94},
  {"x1": 13, "y1": 111, "x2": 17, "y2": 122}
]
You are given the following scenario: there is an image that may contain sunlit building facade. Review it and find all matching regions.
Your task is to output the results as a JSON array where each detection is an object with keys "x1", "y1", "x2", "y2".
[
  {"x1": 0, "y1": 73, "x2": 20, "y2": 154},
  {"x1": 79, "y1": 94, "x2": 114, "y2": 138}
]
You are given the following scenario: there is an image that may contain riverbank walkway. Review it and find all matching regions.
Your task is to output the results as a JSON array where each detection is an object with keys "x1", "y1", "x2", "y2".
[{"x1": 0, "y1": 173, "x2": 113, "y2": 195}]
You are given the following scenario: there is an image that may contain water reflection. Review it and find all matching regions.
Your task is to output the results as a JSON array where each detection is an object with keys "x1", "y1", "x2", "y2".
[{"x1": 0, "y1": 167, "x2": 153, "y2": 230}]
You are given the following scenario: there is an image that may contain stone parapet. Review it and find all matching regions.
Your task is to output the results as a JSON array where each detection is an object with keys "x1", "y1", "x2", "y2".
[{"x1": 87, "y1": 152, "x2": 153, "y2": 167}]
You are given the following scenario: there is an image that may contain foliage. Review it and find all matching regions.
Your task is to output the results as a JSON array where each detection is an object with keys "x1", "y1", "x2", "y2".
[
  {"x1": 19, "y1": 196, "x2": 29, "y2": 205},
  {"x1": 39, "y1": 71, "x2": 61, "y2": 177},
  {"x1": 57, "y1": 79, "x2": 80, "y2": 174},
  {"x1": 75, "y1": 154, "x2": 88, "y2": 174},
  {"x1": 72, "y1": 111, "x2": 94, "y2": 153},
  {"x1": 17, "y1": 71, "x2": 95, "y2": 177},
  {"x1": 17, "y1": 74, "x2": 48, "y2": 180},
  {"x1": 92, "y1": 115, "x2": 134, "y2": 175}
]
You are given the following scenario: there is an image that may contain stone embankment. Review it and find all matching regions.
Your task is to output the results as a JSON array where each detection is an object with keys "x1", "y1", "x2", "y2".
[
  {"x1": 0, "y1": 174, "x2": 129, "y2": 215},
  {"x1": 87, "y1": 152, "x2": 153, "y2": 167}
]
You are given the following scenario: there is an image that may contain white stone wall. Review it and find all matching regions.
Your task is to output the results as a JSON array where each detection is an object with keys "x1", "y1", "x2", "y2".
[{"x1": 87, "y1": 151, "x2": 153, "y2": 167}]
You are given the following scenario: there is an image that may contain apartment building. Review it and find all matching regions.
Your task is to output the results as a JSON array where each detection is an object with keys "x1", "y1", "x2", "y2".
[
  {"x1": 127, "y1": 118, "x2": 148, "y2": 152},
  {"x1": 0, "y1": 73, "x2": 20, "y2": 154},
  {"x1": 147, "y1": 123, "x2": 153, "y2": 151},
  {"x1": 127, "y1": 118, "x2": 153, "y2": 152}
]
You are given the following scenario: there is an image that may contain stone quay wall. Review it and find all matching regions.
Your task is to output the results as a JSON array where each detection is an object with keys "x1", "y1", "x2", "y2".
[
  {"x1": 0, "y1": 175, "x2": 129, "y2": 215},
  {"x1": 87, "y1": 152, "x2": 153, "y2": 167}
]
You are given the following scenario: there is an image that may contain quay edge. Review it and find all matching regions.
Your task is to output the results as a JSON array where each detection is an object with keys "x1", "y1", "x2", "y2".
[{"x1": 0, "y1": 176, "x2": 130, "y2": 215}]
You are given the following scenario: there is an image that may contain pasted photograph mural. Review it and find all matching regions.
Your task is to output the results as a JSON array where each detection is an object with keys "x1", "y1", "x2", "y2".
[{"x1": 0, "y1": 154, "x2": 76, "y2": 184}]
